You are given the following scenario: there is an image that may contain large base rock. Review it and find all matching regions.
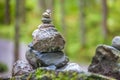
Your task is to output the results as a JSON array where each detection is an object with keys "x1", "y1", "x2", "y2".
[
  {"x1": 26, "y1": 49, "x2": 69, "y2": 69},
  {"x1": 88, "y1": 44, "x2": 120, "y2": 79}
]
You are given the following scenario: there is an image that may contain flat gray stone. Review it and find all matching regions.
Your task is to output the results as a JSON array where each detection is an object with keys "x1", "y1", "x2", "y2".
[
  {"x1": 26, "y1": 49, "x2": 69, "y2": 69},
  {"x1": 37, "y1": 51, "x2": 69, "y2": 68},
  {"x1": 88, "y1": 44, "x2": 120, "y2": 79}
]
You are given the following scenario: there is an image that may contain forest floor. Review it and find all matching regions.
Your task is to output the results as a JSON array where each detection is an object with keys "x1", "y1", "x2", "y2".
[{"x1": 0, "y1": 38, "x2": 88, "y2": 78}]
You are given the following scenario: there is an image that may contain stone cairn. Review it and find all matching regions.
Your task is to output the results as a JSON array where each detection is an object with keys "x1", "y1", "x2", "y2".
[{"x1": 12, "y1": 10, "x2": 83, "y2": 76}]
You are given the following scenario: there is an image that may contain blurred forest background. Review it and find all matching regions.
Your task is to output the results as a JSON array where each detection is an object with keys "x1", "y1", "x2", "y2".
[{"x1": 0, "y1": 0, "x2": 120, "y2": 66}]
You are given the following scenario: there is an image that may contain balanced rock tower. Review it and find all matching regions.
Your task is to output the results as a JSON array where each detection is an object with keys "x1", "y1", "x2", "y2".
[
  {"x1": 12, "y1": 10, "x2": 83, "y2": 77},
  {"x1": 26, "y1": 10, "x2": 69, "y2": 69}
]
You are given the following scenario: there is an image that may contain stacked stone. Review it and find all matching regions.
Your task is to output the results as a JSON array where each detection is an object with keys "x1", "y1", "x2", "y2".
[
  {"x1": 26, "y1": 10, "x2": 69, "y2": 69},
  {"x1": 12, "y1": 10, "x2": 84, "y2": 77}
]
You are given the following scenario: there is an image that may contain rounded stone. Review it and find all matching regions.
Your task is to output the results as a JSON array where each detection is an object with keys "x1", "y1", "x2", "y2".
[
  {"x1": 112, "y1": 36, "x2": 120, "y2": 50},
  {"x1": 36, "y1": 51, "x2": 69, "y2": 68},
  {"x1": 12, "y1": 60, "x2": 33, "y2": 76},
  {"x1": 42, "y1": 9, "x2": 51, "y2": 18},
  {"x1": 41, "y1": 18, "x2": 52, "y2": 23},
  {"x1": 42, "y1": 12, "x2": 50, "y2": 18},
  {"x1": 26, "y1": 48, "x2": 41, "y2": 69},
  {"x1": 31, "y1": 27, "x2": 65, "y2": 52}
]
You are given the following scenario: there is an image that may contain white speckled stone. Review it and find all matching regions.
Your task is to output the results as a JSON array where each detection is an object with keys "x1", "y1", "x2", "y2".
[
  {"x1": 12, "y1": 60, "x2": 33, "y2": 76},
  {"x1": 58, "y1": 63, "x2": 84, "y2": 73}
]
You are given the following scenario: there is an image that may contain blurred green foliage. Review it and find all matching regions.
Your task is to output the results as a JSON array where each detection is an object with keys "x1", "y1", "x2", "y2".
[
  {"x1": 0, "y1": 0, "x2": 120, "y2": 64},
  {"x1": 0, "y1": 1, "x2": 5, "y2": 23},
  {"x1": 0, "y1": 62, "x2": 8, "y2": 73}
]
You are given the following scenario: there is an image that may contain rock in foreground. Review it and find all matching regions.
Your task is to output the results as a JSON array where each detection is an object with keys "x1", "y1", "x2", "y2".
[
  {"x1": 11, "y1": 68, "x2": 115, "y2": 80},
  {"x1": 88, "y1": 44, "x2": 120, "y2": 79},
  {"x1": 12, "y1": 60, "x2": 33, "y2": 76}
]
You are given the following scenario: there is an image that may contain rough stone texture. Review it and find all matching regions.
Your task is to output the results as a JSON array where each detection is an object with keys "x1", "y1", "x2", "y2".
[
  {"x1": 57, "y1": 63, "x2": 84, "y2": 73},
  {"x1": 88, "y1": 44, "x2": 120, "y2": 79},
  {"x1": 12, "y1": 60, "x2": 33, "y2": 76},
  {"x1": 112, "y1": 36, "x2": 120, "y2": 50},
  {"x1": 36, "y1": 51, "x2": 69, "y2": 68},
  {"x1": 26, "y1": 49, "x2": 69, "y2": 69},
  {"x1": 11, "y1": 68, "x2": 115, "y2": 80},
  {"x1": 31, "y1": 27, "x2": 65, "y2": 52}
]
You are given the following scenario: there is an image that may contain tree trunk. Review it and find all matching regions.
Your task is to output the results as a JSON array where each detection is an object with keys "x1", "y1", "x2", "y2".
[
  {"x1": 60, "y1": 0, "x2": 68, "y2": 55},
  {"x1": 60, "y1": 0, "x2": 66, "y2": 36},
  {"x1": 79, "y1": 0, "x2": 86, "y2": 47},
  {"x1": 101, "y1": 0, "x2": 109, "y2": 39},
  {"x1": 46, "y1": 0, "x2": 54, "y2": 11},
  {"x1": 14, "y1": 0, "x2": 20, "y2": 62},
  {"x1": 39, "y1": 0, "x2": 46, "y2": 13},
  {"x1": 5, "y1": 0, "x2": 10, "y2": 24},
  {"x1": 20, "y1": 0, "x2": 26, "y2": 23}
]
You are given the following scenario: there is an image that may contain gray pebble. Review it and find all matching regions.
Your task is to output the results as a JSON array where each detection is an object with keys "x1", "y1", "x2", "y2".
[{"x1": 112, "y1": 36, "x2": 120, "y2": 50}]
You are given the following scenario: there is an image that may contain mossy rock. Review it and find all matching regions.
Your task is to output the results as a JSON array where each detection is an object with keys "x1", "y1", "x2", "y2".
[{"x1": 10, "y1": 68, "x2": 115, "y2": 80}]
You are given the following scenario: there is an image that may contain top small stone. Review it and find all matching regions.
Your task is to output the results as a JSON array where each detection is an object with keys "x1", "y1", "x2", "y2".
[
  {"x1": 42, "y1": 9, "x2": 51, "y2": 18},
  {"x1": 112, "y1": 36, "x2": 120, "y2": 50},
  {"x1": 42, "y1": 9, "x2": 52, "y2": 23}
]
